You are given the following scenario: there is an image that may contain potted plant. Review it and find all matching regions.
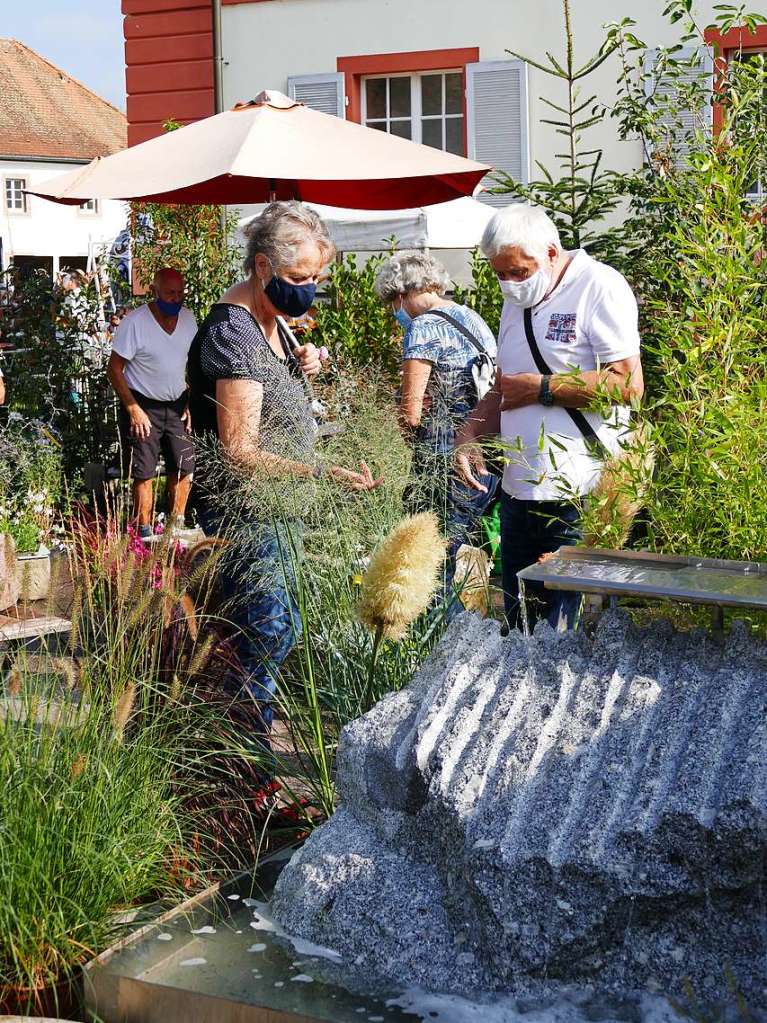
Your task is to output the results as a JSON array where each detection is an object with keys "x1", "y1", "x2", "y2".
[{"x1": 0, "y1": 418, "x2": 63, "y2": 602}]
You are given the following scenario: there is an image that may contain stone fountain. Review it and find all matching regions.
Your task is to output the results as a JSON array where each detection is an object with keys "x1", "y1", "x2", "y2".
[{"x1": 272, "y1": 611, "x2": 767, "y2": 1010}]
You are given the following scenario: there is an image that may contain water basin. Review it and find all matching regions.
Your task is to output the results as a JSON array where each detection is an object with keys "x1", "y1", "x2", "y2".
[
  {"x1": 518, "y1": 546, "x2": 767, "y2": 610},
  {"x1": 84, "y1": 851, "x2": 691, "y2": 1023}
]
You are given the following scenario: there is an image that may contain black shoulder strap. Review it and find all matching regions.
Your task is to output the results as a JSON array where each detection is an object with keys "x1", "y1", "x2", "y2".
[
  {"x1": 522, "y1": 307, "x2": 607, "y2": 453},
  {"x1": 424, "y1": 308, "x2": 489, "y2": 358}
]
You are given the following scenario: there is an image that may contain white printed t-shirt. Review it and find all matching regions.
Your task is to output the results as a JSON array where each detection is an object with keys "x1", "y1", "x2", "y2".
[
  {"x1": 497, "y1": 249, "x2": 640, "y2": 502},
  {"x1": 111, "y1": 303, "x2": 197, "y2": 401}
]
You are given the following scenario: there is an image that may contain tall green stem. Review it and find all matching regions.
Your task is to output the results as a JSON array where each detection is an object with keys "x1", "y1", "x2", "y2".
[
  {"x1": 563, "y1": 0, "x2": 579, "y2": 246},
  {"x1": 364, "y1": 625, "x2": 385, "y2": 713}
]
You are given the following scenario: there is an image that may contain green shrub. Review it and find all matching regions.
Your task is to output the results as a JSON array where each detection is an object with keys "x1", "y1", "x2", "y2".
[
  {"x1": 453, "y1": 248, "x2": 504, "y2": 337},
  {"x1": 131, "y1": 201, "x2": 240, "y2": 325},
  {"x1": 0, "y1": 418, "x2": 63, "y2": 553},
  {"x1": 604, "y1": 23, "x2": 767, "y2": 560},
  {"x1": 493, "y1": 0, "x2": 632, "y2": 262},
  {"x1": 129, "y1": 120, "x2": 241, "y2": 325},
  {"x1": 314, "y1": 253, "x2": 401, "y2": 381},
  {"x1": 2, "y1": 272, "x2": 117, "y2": 482}
]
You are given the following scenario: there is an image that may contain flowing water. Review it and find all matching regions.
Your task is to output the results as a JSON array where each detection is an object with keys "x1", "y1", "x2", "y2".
[{"x1": 89, "y1": 856, "x2": 691, "y2": 1023}]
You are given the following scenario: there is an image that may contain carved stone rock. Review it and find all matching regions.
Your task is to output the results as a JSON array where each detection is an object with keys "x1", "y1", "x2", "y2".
[{"x1": 273, "y1": 612, "x2": 767, "y2": 1008}]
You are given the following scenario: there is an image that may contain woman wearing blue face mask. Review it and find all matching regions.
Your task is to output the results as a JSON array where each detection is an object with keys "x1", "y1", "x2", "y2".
[
  {"x1": 374, "y1": 251, "x2": 498, "y2": 616},
  {"x1": 188, "y1": 202, "x2": 381, "y2": 738}
]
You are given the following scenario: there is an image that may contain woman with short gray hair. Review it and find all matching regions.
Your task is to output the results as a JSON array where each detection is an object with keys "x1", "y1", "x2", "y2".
[
  {"x1": 188, "y1": 201, "x2": 381, "y2": 733},
  {"x1": 374, "y1": 250, "x2": 498, "y2": 615}
]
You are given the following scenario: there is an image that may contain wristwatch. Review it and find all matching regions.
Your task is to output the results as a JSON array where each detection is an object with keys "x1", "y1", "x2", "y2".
[{"x1": 538, "y1": 374, "x2": 555, "y2": 407}]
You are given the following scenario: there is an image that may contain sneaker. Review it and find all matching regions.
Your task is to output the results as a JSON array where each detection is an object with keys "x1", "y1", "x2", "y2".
[
  {"x1": 138, "y1": 524, "x2": 153, "y2": 541},
  {"x1": 169, "y1": 515, "x2": 187, "y2": 535}
]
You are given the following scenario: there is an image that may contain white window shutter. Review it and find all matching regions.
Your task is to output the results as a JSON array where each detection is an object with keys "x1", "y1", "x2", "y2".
[
  {"x1": 644, "y1": 47, "x2": 713, "y2": 168},
  {"x1": 466, "y1": 59, "x2": 529, "y2": 207},
  {"x1": 288, "y1": 73, "x2": 345, "y2": 118}
]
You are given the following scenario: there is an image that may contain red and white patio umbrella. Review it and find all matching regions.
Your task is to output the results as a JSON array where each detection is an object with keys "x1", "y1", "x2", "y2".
[{"x1": 31, "y1": 90, "x2": 491, "y2": 211}]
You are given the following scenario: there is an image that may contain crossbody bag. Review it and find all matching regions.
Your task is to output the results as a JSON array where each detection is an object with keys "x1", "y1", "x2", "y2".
[{"x1": 426, "y1": 309, "x2": 496, "y2": 402}]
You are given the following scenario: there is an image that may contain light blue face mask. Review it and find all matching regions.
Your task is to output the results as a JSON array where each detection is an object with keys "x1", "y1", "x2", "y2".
[{"x1": 393, "y1": 299, "x2": 412, "y2": 328}]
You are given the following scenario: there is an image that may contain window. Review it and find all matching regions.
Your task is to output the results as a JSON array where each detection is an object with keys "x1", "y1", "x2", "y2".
[
  {"x1": 362, "y1": 72, "x2": 465, "y2": 155},
  {"x1": 733, "y1": 50, "x2": 767, "y2": 201},
  {"x1": 4, "y1": 178, "x2": 27, "y2": 213},
  {"x1": 79, "y1": 198, "x2": 99, "y2": 214}
]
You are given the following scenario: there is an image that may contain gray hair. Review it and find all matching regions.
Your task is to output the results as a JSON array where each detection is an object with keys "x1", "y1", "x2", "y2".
[
  {"x1": 374, "y1": 251, "x2": 452, "y2": 302},
  {"x1": 480, "y1": 204, "x2": 562, "y2": 264},
  {"x1": 242, "y1": 201, "x2": 335, "y2": 274}
]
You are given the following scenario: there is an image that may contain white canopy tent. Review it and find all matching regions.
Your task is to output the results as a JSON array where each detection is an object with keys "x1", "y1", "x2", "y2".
[{"x1": 236, "y1": 196, "x2": 496, "y2": 251}]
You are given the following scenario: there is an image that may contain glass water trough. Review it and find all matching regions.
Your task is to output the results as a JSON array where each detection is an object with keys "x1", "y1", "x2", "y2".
[
  {"x1": 517, "y1": 545, "x2": 767, "y2": 628},
  {"x1": 84, "y1": 850, "x2": 417, "y2": 1023}
]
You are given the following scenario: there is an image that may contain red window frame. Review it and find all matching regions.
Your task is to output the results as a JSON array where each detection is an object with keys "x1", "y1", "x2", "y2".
[
  {"x1": 337, "y1": 48, "x2": 479, "y2": 155},
  {"x1": 704, "y1": 24, "x2": 767, "y2": 132}
]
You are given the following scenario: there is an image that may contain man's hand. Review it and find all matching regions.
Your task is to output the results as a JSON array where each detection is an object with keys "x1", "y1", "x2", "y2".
[
  {"x1": 129, "y1": 404, "x2": 152, "y2": 440},
  {"x1": 455, "y1": 443, "x2": 490, "y2": 493},
  {"x1": 500, "y1": 372, "x2": 541, "y2": 411},
  {"x1": 181, "y1": 407, "x2": 192, "y2": 435},
  {"x1": 294, "y1": 342, "x2": 323, "y2": 379},
  {"x1": 330, "y1": 461, "x2": 383, "y2": 492}
]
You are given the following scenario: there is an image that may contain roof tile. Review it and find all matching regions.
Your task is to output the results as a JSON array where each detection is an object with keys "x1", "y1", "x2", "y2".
[{"x1": 0, "y1": 38, "x2": 127, "y2": 160}]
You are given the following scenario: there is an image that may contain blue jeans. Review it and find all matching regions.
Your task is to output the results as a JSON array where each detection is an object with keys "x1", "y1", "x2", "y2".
[
  {"x1": 195, "y1": 498, "x2": 302, "y2": 729},
  {"x1": 406, "y1": 451, "x2": 498, "y2": 619},
  {"x1": 500, "y1": 490, "x2": 582, "y2": 632}
]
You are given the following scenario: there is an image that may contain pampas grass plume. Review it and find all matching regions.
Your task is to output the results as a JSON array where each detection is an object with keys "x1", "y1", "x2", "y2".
[
  {"x1": 584, "y1": 422, "x2": 655, "y2": 549},
  {"x1": 113, "y1": 682, "x2": 136, "y2": 742},
  {"x1": 358, "y1": 512, "x2": 446, "y2": 641}
]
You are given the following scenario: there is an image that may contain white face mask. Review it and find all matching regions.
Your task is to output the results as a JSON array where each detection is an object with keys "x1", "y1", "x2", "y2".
[{"x1": 498, "y1": 266, "x2": 551, "y2": 308}]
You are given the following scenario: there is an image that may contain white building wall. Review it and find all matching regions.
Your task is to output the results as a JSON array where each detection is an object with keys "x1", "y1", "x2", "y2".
[
  {"x1": 0, "y1": 159, "x2": 127, "y2": 273},
  {"x1": 220, "y1": 0, "x2": 767, "y2": 180}
]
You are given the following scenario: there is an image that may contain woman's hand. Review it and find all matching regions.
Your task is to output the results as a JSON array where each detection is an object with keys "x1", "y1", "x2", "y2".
[
  {"x1": 295, "y1": 342, "x2": 323, "y2": 378},
  {"x1": 455, "y1": 443, "x2": 490, "y2": 493},
  {"x1": 329, "y1": 461, "x2": 383, "y2": 492}
]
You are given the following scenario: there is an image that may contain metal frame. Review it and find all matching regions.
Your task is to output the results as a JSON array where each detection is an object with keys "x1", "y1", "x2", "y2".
[{"x1": 518, "y1": 545, "x2": 767, "y2": 614}]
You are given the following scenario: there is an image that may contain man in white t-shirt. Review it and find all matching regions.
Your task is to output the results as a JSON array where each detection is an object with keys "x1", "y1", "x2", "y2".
[
  {"x1": 455, "y1": 205, "x2": 644, "y2": 631},
  {"x1": 107, "y1": 268, "x2": 198, "y2": 539}
]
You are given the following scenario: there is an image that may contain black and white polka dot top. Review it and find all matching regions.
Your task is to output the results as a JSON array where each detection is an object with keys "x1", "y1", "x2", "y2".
[{"x1": 188, "y1": 303, "x2": 316, "y2": 463}]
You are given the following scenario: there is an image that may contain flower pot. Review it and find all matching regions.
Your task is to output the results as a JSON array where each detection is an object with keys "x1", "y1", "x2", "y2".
[
  {"x1": 0, "y1": 971, "x2": 79, "y2": 1018},
  {"x1": 16, "y1": 545, "x2": 51, "y2": 602}
]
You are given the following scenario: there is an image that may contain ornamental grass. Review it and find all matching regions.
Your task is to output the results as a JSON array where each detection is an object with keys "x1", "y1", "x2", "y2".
[{"x1": 358, "y1": 511, "x2": 446, "y2": 642}]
